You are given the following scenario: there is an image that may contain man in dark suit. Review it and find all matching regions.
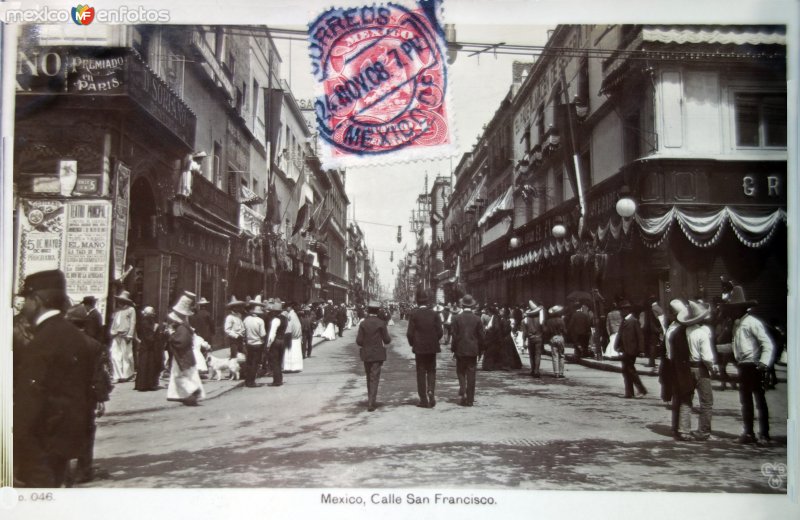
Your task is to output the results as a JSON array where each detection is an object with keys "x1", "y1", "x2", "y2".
[
  {"x1": 406, "y1": 290, "x2": 443, "y2": 408},
  {"x1": 614, "y1": 300, "x2": 648, "y2": 398},
  {"x1": 336, "y1": 303, "x2": 347, "y2": 337},
  {"x1": 356, "y1": 300, "x2": 391, "y2": 411},
  {"x1": 14, "y1": 270, "x2": 102, "y2": 487},
  {"x1": 450, "y1": 294, "x2": 485, "y2": 406},
  {"x1": 567, "y1": 302, "x2": 592, "y2": 358},
  {"x1": 189, "y1": 297, "x2": 215, "y2": 343},
  {"x1": 81, "y1": 296, "x2": 104, "y2": 343}
]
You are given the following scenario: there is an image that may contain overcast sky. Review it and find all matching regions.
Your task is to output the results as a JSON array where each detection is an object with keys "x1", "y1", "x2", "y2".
[{"x1": 275, "y1": 24, "x2": 552, "y2": 297}]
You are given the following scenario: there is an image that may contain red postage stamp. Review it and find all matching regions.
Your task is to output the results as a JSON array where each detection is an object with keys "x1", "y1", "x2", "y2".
[{"x1": 308, "y1": 2, "x2": 453, "y2": 167}]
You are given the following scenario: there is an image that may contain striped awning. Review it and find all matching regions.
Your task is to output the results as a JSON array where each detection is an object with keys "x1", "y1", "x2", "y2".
[
  {"x1": 464, "y1": 176, "x2": 487, "y2": 210},
  {"x1": 477, "y1": 186, "x2": 514, "y2": 227},
  {"x1": 641, "y1": 26, "x2": 786, "y2": 46}
]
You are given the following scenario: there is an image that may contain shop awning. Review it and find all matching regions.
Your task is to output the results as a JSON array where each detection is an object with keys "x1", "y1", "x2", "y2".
[
  {"x1": 464, "y1": 176, "x2": 487, "y2": 210},
  {"x1": 477, "y1": 186, "x2": 514, "y2": 227},
  {"x1": 240, "y1": 185, "x2": 264, "y2": 205},
  {"x1": 237, "y1": 259, "x2": 264, "y2": 273},
  {"x1": 641, "y1": 26, "x2": 786, "y2": 46}
]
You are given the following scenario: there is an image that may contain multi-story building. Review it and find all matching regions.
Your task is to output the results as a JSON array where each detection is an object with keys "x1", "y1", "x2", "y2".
[
  {"x1": 346, "y1": 222, "x2": 368, "y2": 304},
  {"x1": 494, "y1": 24, "x2": 786, "y2": 322},
  {"x1": 12, "y1": 24, "x2": 350, "y2": 328},
  {"x1": 13, "y1": 24, "x2": 266, "y2": 326},
  {"x1": 428, "y1": 175, "x2": 451, "y2": 304}
]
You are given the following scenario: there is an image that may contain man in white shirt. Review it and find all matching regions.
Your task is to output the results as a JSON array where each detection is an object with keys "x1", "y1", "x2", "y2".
[
  {"x1": 678, "y1": 300, "x2": 718, "y2": 441},
  {"x1": 723, "y1": 286, "x2": 774, "y2": 444},
  {"x1": 224, "y1": 297, "x2": 247, "y2": 360},
  {"x1": 242, "y1": 302, "x2": 266, "y2": 387}
]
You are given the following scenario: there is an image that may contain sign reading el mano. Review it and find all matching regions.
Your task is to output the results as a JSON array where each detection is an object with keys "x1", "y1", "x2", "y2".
[{"x1": 16, "y1": 198, "x2": 113, "y2": 321}]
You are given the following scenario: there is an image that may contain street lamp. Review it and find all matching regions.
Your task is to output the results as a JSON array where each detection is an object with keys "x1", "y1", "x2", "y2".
[
  {"x1": 616, "y1": 186, "x2": 636, "y2": 218},
  {"x1": 552, "y1": 217, "x2": 566, "y2": 238}
]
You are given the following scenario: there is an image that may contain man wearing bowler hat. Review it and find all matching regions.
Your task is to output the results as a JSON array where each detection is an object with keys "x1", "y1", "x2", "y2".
[
  {"x1": 723, "y1": 286, "x2": 775, "y2": 444},
  {"x1": 81, "y1": 296, "x2": 104, "y2": 343},
  {"x1": 14, "y1": 269, "x2": 102, "y2": 487},
  {"x1": 406, "y1": 289, "x2": 443, "y2": 408},
  {"x1": 450, "y1": 295, "x2": 485, "y2": 406},
  {"x1": 356, "y1": 300, "x2": 391, "y2": 411},
  {"x1": 614, "y1": 300, "x2": 648, "y2": 398}
]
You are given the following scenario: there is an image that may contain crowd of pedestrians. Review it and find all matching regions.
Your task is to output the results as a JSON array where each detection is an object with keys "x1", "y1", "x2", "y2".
[{"x1": 12, "y1": 266, "x2": 784, "y2": 488}]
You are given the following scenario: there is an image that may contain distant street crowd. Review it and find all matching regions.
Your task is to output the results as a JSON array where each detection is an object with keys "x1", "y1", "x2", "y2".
[
  {"x1": 396, "y1": 277, "x2": 784, "y2": 446},
  {"x1": 12, "y1": 268, "x2": 784, "y2": 488},
  {"x1": 11, "y1": 268, "x2": 388, "y2": 487}
]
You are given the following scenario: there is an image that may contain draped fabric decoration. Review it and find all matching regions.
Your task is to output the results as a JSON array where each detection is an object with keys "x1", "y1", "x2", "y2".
[
  {"x1": 501, "y1": 206, "x2": 785, "y2": 274},
  {"x1": 636, "y1": 207, "x2": 786, "y2": 249}
]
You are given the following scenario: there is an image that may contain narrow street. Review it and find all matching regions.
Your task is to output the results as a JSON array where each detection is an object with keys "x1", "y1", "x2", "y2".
[{"x1": 85, "y1": 320, "x2": 787, "y2": 492}]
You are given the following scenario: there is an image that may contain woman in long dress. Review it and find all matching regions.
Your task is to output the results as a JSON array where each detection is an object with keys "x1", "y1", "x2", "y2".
[
  {"x1": 134, "y1": 306, "x2": 163, "y2": 391},
  {"x1": 109, "y1": 291, "x2": 137, "y2": 383},
  {"x1": 481, "y1": 307, "x2": 504, "y2": 371},
  {"x1": 499, "y1": 307, "x2": 523, "y2": 370},
  {"x1": 166, "y1": 311, "x2": 205, "y2": 406},
  {"x1": 283, "y1": 305, "x2": 304, "y2": 372}
]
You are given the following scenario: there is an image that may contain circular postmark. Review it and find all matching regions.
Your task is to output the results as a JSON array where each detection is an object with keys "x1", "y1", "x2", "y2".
[{"x1": 308, "y1": 4, "x2": 449, "y2": 156}]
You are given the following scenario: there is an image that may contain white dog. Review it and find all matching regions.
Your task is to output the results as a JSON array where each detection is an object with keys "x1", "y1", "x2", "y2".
[{"x1": 206, "y1": 353, "x2": 244, "y2": 381}]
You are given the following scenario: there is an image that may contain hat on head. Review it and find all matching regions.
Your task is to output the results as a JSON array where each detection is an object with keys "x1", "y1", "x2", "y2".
[
  {"x1": 721, "y1": 285, "x2": 757, "y2": 308},
  {"x1": 415, "y1": 289, "x2": 429, "y2": 305},
  {"x1": 248, "y1": 301, "x2": 265, "y2": 314},
  {"x1": 677, "y1": 300, "x2": 711, "y2": 326},
  {"x1": 115, "y1": 290, "x2": 136, "y2": 307},
  {"x1": 226, "y1": 296, "x2": 247, "y2": 310},
  {"x1": 65, "y1": 303, "x2": 88, "y2": 323},
  {"x1": 460, "y1": 294, "x2": 476, "y2": 308},
  {"x1": 618, "y1": 299, "x2": 633, "y2": 311},
  {"x1": 669, "y1": 299, "x2": 688, "y2": 318},
  {"x1": 172, "y1": 291, "x2": 195, "y2": 316},
  {"x1": 432, "y1": 303, "x2": 444, "y2": 312},
  {"x1": 167, "y1": 311, "x2": 185, "y2": 324},
  {"x1": 366, "y1": 300, "x2": 381, "y2": 311},
  {"x1": 82, "y1": 295, "x2": 97, "y2": 306},
  {"x1": 18, "y1": 269, "x2": 66, "y2": 296},
  {"x1": 720, "y1": 275, "x2": 735, "y2": 293},
  {"x1": 142, "y1": 306, "x2": 156, "y2": 317},
  {"x1": 266, "y1": 298, "x2": 285, "y2": 312},
  {"x1": 528, "y1": 300, "x2": 543, "y2": 314},
  {"x1": 197, "y1": 297, "x2": 210, "y2": 305},
  {"x1": 548, "y1": 305, "x2": 564, "y2": 317},
  {"x1": 651, "y1": 303, "x2": 664, "y2": 316}
]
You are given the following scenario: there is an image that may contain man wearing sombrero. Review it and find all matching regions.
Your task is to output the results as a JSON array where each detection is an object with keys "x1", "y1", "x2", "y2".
[
  {"x1": 679, "y1": 300, "x2": 718, "y2": 440},
  {"x1": 224, "y1": 297, "x2": 247, "y2": 360},
  {"x1": 523, "y1": 301, "x2": 545, "y2": 378},
  {"x1": 723, "y1": 286, "x2": 775, "y2": 444},
  {"x1": 109, "y1": 290, "x2": 137, "y2": 383}
]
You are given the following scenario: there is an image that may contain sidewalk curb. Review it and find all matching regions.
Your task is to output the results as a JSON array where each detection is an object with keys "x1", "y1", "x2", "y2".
[
  {"x1": 104, "y1": 337, "x2": 331, "y2": 417},
  {"x1": 103, "y1": 381, "x2": 246, "y2": 417},
  {"x1": 570, "y1": 355, "x2": 659, "y2": 377}
]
